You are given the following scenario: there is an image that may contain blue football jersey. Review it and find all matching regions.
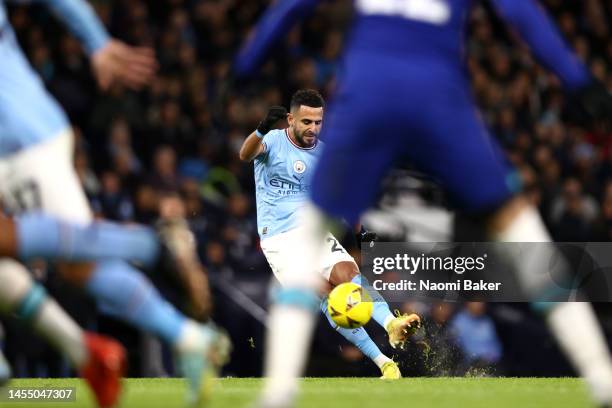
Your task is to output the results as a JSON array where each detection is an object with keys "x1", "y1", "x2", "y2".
[
  {"x1": 235, "y1": 0, "x2": 589, "y2": 90},
  {"x1": 254, "y1": 128, "x2": 323, "y2": 238},
  {"x1": 0, "y1": 0, "x2": 109, "y2": 157},
  {"x1": 235, "y1": 0, "x2": 592, "y2": 222}
]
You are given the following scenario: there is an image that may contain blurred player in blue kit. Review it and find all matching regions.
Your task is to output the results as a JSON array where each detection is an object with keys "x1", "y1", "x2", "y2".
[
  {"x1": 0, "y1": 0, "x2": 228, "y2": 405},
  {"x1": 239, "y1": 89, "x2": 420, "y2": 382},
  {"x1": 236, "y1": 0, "x2": 612, "y2": 407}
]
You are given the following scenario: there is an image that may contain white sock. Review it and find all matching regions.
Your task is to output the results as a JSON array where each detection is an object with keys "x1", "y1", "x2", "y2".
[
  {"x1": 0, "y1": 259, "x2": 87, "y2": 368},
  {"x1": 259, "y1": 204, "x2": 326, "y2": 406},
  {"x1": 383, "y1": 315, "x2": 395, "y2": 331},
  {"x1": 547, "y1": 303, "x2": 612, "y2": 404},
  {"x1": 374, "y1": 354, "x2": 393, "y2": 369},
  {"x1": 174, "y1": 319, "x2": 209, "y2": 353},
  {"x1": 261, "y1": 305, "x2": 317, "y2": 407},
  {"x1": 0, "y1": 259, "x2": 32, "y2": 312},
  {"x1": 493, "y1": 206, "x2": 565, "y2": 295},
  {"x1": 493, "y1": 207, "x2": 612, "y2": 404},
  {"x1": 493, "y1": 205, "x2": 551, "y2": 242},
  {"x1": 33, "y1": 300, "x2": 87, "y2": 367}
]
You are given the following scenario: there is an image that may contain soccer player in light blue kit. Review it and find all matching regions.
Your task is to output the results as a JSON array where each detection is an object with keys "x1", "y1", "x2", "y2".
[
  {"x1": 236, "y1": 1, "x2": 612, "y2": 407},
  {"x1": 0, "y1": 1, "x2": 227, "y2": 405},
  {"x1": 0, "y1": 211, "x2": 221, "y2": 407},
  {"x1": 239, "y1": 89, "x2": 420, "y2": 395}
]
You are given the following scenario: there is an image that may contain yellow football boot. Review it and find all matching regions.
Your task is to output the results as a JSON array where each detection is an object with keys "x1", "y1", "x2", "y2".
[{"x1": 380, "y1": 360, "x2": 401, "y2": 380}]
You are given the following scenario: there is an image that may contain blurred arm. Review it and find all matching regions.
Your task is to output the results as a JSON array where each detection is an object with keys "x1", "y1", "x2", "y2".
[
  {"x1": 8, "y1": 0, "x2": 157, "y2": 90},
  {"x1": 239, "y1": 131, "x2": 265, "y2": 162},
  {"x1": 491, "y1": 0, "x2": 591, "y2": 90},
  {"x1": 234, "y1": 0, "x2": 321, "y2": 77},
  {"x1": 10, "y1": 0, "x2": 110, "y2": 55}
]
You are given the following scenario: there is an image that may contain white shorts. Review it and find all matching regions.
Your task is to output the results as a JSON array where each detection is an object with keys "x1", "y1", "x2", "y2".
[
  {"x1": 260, "y1": 226, "x2": 357, "y2": 287},
  {"x1": 0, "y1": 129, "x2": 92, "y2": 223}
]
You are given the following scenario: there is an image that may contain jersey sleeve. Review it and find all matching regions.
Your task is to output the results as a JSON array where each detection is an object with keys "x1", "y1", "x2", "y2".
[
  {"x1": 491, "y1": 0, "x2": 590, "y2": 90},
  {"x1": 9, "y1": 0, "x2": 110, "y2": 55},
  {"x1": 256, "y1": 129, "x2": 282, "y2": 163},
  {"x1": 234, "y1": 0, "x2": 321, "y2": 78}
]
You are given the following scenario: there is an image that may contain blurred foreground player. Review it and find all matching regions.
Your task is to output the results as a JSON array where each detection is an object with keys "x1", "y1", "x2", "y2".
[
  {"x1": 0, "y1": 211, "x2": 228, "y2": 406},
  {"x1": 0, "y1": 259, "x2": 125, "y2": 408},
  {"x1": 239, "y1": 89, "x2": 419, "y2": 381},
  {"x1": 0, "y1": 212, "x2": 212, "y2": 320},
  {"x1": 0, "y1": 210, "x2": 230, "y2": 404},
  {"x1": 236, "y1": 0, "x2": 612, "y2": 407},
  {"x1": 0, "y1": 214, "x2": 125, "y2": 408},
  {"x1": 0, "y1": 0, "x2": 226, "y2": 404}
]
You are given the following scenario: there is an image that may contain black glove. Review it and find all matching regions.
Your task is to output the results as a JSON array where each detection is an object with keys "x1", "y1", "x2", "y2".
[
  {"x1": 257, "y1": 106, "x2": 288, "y2": 135},
  {"x1": 564, "y1": 80, "x2": 612, "y2": 126},
  {"x1": 356, "y1": 226, "x2": 377, "y2": 249}
]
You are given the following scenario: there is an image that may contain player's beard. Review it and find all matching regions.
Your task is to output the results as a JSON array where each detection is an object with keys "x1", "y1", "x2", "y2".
[{"x1": 295, "y1": 129, "x2": 317, "y2": 148}]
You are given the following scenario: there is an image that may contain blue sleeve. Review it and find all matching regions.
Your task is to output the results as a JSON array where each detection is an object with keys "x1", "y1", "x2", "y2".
[
  {"x1": 491, "y1": 0, "x2": 590, "y2": 90},
  {"x1": 9, "y1": 0, "x2": 110, "y2": 55},
  {"x1": 256, "y1": 129, "x2": 281, "y2": 162},
  {"x1": 261, "y1": 130, "x2": 279, "y2": 158},
  {"x1": 234, "y1": 0, "x2": 321, "y2": 78}
]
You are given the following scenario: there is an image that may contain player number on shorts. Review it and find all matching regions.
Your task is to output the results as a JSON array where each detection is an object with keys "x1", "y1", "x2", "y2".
[
  {"x1": 357, "y1": 0, "x2": 450, "y2": 25},
  {"x1": 327, "y1": 237, "x2": 346, "y2": 254},
  {"x1": 9, "y1": 180, "x2": 42, "y2": 212}
]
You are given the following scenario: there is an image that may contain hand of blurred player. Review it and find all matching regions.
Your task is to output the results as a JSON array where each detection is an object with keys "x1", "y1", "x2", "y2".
[
  {"x1": 91, "y1": 40, "x2": 158, "y2": 91},
  {"x1": 257, "y1": 106, "x2": 288, "y2": 135},
  {"x1": 565, "y1": 80, "x2": 612, "y2": 126}
]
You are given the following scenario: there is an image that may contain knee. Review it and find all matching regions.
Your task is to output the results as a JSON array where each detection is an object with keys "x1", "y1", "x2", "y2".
[
  {"x1": 0, "y1": 260, "x2": 33, "y2": 310},
  {"x1": 329, "y1": 261, "x2": 359, "y2": 287},
  {"x1": 486, "y1": 195, "x2": 528, "y2": 232},
  {"x1": 56, "y1": 261, "x2": 95, "y2": 287},
  {"x1": 0, "y1": 216, "x2": 17, "y2": 258},
  {"x1": 322, "y1": 280, "x2": 334, "y2": 295}
]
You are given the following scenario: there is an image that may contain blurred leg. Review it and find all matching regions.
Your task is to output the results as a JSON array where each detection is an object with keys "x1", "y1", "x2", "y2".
[{"x1": 0, "y1": 259, "x2": 86, "y2": 368}]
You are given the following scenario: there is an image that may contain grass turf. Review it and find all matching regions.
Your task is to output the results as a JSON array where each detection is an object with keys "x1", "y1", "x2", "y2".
[{"x1": 0, "y1": 377, "x2": 595, "y2": 408}]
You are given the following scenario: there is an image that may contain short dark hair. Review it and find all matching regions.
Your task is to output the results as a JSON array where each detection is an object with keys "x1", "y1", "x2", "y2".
[{"x1": 290, "y1": 89, "x2": 325, "y2": 111}]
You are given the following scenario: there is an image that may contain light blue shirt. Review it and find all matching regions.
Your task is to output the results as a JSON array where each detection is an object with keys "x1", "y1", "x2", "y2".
[
  {"x1": 0, "y1": 0, "x2": 109, "y2": 157},
  {"x1": 254, "y1": 128, "x2": 322, "y2": 238}
]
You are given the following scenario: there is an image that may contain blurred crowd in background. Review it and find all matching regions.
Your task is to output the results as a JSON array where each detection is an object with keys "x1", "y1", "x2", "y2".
[{"x1": 1, "y1": 0, "x2": 612, "y2": 379}]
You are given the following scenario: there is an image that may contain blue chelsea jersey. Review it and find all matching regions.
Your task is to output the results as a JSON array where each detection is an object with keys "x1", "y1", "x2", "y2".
[
  {"x1": 254, "y1": 128, "x2": 322, "y2": 239},
  {"x1": 235, "y1": 0, "x2": 589, "y2": 91}
]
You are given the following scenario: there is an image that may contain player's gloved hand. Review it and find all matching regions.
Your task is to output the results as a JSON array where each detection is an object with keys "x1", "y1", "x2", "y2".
[
  {"x1": 357, "y1": 226, "x2": 377, "y2": 249},
  {"x1": 565, "y1": 80, "x2": 612, "y2": 126},
  {"x1": 257, "y1": 106, "x2": 288, "y2": 136}
]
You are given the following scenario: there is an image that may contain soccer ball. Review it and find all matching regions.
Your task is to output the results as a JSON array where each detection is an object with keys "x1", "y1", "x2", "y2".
[{"x1": 327, "y1": 282, "x2": 373, "y2": 329}]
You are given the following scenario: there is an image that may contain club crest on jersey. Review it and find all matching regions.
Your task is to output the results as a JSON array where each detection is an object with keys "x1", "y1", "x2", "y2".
[{"x1": 293, "y1": 160, "x2": 306, "y2": 174}]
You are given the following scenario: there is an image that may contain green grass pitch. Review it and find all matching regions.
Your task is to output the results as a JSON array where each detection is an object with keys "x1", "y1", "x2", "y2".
[{"x1": 1, "y1": 377, "x2": 596, "y2": 408}]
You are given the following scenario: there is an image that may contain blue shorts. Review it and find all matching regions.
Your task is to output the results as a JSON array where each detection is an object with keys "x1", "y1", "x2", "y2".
[{"x1": 311, "y1": 52, "x2": 521, "y2": 223}]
